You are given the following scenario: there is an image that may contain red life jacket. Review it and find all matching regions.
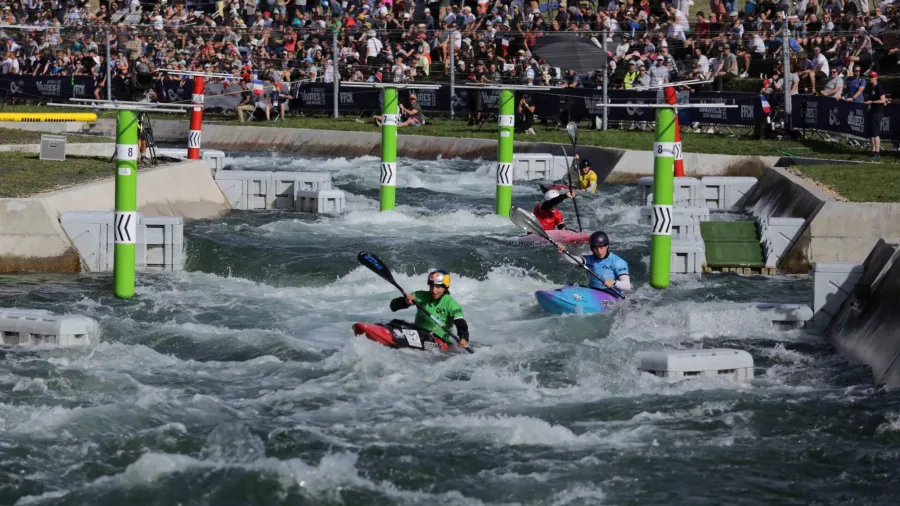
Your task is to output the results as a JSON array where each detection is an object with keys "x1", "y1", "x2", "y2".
[{"x1": 533, "y1": 204, "x2": 564, "y2": 231}]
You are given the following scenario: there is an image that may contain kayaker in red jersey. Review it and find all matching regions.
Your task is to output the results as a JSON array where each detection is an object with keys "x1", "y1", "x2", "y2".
[{"x1": 534, "y1": 189, "x2": 576, "y2": 231}]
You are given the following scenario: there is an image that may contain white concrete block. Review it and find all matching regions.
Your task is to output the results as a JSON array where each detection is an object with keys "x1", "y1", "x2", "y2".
[
  {"x1": 512, "y1": 154, "x2": 555, "y2": 181},
  {"x1": 295, "y1": 189, "x2": 346, "y2": 214},
  {"x1": 0, "y1": 308, "x2": 100, "y2": 347},
  {"x1": 671, "y1": 238, "x2": 707, "y2": 274},
  {"x1": 639, "y1": 176, "x2": 702, "y2": 207},
  {"x1": 214, "y1": 170, "x2": 270, "y2": 210},
  {"x1": 60, "y1": 212, "x2": 184, "y2": 272},
  {"x1": 750, "y1": 302, "x2": 814, "y2": 328},
  {"x1": 701, "y1": 176, "x2": 758, "y2": 209},
  {"x1": 638, "y1": 348, "x2": 754, "y2": 382},
  {"x1": 270, "y1": 171, "x2": 301, "y2": 210},
  {"x1": 672, "y1": 213, "x2": 700, "y2": 241}
]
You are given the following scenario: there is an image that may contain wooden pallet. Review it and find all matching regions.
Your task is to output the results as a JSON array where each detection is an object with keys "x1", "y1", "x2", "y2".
[{"x1": 702, "y1": 265, "x2": 777, "y2": 276}]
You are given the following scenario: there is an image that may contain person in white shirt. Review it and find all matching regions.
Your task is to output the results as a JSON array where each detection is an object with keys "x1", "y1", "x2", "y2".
[
  {"x1": 616, "y1": 37, "x2": 630, "y2": 58},
  {"x1": 812, "y1": 46, "x2": 829, "y2": 89},
  {"x1": 365, "y1": 30, "x2": 383, "y2": 68},
  {"x1": 820, "y1": 68, "x2": 844, "y2": 99},
  {"x1": 1, "y1": 51, "x2": 19, "y2": 74},
  {"x1": 392, "y1": 56, "x2": 409, "y2": 83},
  {"x1": 649, "y1": 56, "x2": 669, "y2": 87},
  {"x1": 693, "y1": 47, "x2": 710, "y2": 78},
  {"x1": 324, "y1": 60, "x2": 337, "y2": 83}
]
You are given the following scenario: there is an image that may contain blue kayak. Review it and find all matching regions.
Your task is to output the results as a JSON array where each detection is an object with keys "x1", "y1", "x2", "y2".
[{"x1": 535, "y1": 285, "x2": 622, "y2": 315}]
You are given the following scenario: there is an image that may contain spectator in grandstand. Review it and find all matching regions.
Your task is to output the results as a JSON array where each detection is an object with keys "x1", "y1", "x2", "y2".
[
  {"x1": 269, "y1": 81, "x2": 291, "y2": 121},
  {"x1": 845, "y1": 66, "x2": 867, "y2": 102},
  {"x1": 235, "y1": 79, "x2": 256, "y2": 122},
  {"x1": 820, "y1": 67, "x2": 845, "y2": 98}
]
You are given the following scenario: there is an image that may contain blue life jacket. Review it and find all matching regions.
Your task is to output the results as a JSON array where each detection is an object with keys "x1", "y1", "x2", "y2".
[{"x1": 583, "y1": 252, "x2": 629, "y2": 290}]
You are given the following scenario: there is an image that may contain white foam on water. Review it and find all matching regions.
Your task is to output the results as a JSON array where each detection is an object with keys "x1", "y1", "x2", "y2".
[
  {"x1": 547, "y1": 485, "x2": 607, "y2": 506},
  {"x1": 758, "y1": 343, "x2": 815, "y2": 365},
  {"x1": 224, "y1": 153, "x2": 534, "y2": 198},
  {"x1": 420, "y1": 414, "x2": 598, "y2": 447},
  {"x1": 877, "y1": 413, "x2": 900, "y2": 434},
  {"x1": 253, "y1": 207, "x2": 516, "y2": 240},
  {"x1": 15, "y1": 450, "x2": 496, "y2": 506},
  {"x1": 2, "y1": 154, "x2": 859, "y2": 506}
]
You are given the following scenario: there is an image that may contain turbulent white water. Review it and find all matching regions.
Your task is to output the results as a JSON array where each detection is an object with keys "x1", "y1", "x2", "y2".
[{"x1": 1, "y1": 153, "x2": 897, "y2": 506}]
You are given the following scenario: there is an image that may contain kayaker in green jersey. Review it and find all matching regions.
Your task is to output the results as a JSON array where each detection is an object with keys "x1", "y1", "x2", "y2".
[{"x1": 389, "y1": 269, "x2": 470, "y2": 349}]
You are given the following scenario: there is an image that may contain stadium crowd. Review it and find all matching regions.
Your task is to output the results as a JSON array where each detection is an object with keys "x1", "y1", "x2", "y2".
[{"x1": 1, "y1": 0, "x2": 899, "y2": 102}]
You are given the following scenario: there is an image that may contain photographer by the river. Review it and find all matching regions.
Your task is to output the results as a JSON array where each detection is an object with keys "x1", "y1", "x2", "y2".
[{"x1": 516, "y1": 93, "x2": 535, "y2": 135}]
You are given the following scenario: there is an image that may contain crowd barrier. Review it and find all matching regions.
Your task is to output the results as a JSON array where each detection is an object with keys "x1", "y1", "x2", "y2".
[
  {"x1": 791, "y1": 94, "x2": 895, "y2": 139},
  {"x1": 0, "y1": 74, "x2": 764, "y2": 123},
  {"x1": 3, "y1": 74, "x2": 895, "y2": 139}
]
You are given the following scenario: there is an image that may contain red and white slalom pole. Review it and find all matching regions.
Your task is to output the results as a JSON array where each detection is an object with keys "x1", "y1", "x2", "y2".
[
  {"x1": 188, "y1": 76, "x2": 204, "y2": 160},
  {"x1": 664, "y1": 87, "x2": 685, "y2": 177}
]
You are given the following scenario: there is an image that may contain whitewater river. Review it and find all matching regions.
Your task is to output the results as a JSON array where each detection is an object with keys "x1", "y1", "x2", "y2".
[{"x1": 1, "y1": 153, "x2": 899, "y2": 505}]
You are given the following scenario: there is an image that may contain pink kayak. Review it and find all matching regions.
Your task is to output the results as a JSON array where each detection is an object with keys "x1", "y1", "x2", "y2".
[{"x1": 511, "y1": 229, "x2": 591, "y2": 246}]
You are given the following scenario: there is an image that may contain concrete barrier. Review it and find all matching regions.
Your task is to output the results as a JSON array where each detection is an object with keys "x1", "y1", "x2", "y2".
[
  {"x1": 86, "y1": 119, "x2": 779, "y2": 183},
  {"x1": 0, "y1": 142, "x2": 114, "y2": 156},
  {"x1": 800, "y1": 202, "x2": 900, "y2": 264},
  {"x1": 0, "y1": 160, "x2": 231, "y2": 273},
  {"x1": 0, "y1": 199, "x2": 79, "y2": 273},
  {"x1": 40, "y1": 160, "x2": 230, "y2": 220},
  {"x1": 616, "y1": 152, "x2": 779, "y2": 178},
  {"x1": 0, "y1": 121, "x2": 95, "y2": 134},
  {"x1": 741, "y1": 167, "x2": 829, "y2": 222},
  {"x1": 825, "y1": 240, "x2": 900, "y2": 386}
]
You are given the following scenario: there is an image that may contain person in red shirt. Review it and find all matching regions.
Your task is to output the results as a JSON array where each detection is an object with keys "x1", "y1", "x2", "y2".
[{"x1": 533, "y1": 189, "x2": 576, "y2": 231}]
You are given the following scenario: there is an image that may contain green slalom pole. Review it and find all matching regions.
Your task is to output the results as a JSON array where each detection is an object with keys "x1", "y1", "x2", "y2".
[
  {"x1": 114, "y1": 110, "x2": 139, "y2": 299},
  {"x1": 380, "y1": 87, "x2": 398, "y2": 211},
  {"x1": 495, "y1": 89, "x2": 514, "y2": 217},
  {"x1": 650, "y1": 106, "x2": 676, "y2": 289}
]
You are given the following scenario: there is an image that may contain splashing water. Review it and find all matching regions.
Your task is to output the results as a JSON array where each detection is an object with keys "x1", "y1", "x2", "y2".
[{"x1": 0, "y1": 153, "x2": 897, "y2": 506}]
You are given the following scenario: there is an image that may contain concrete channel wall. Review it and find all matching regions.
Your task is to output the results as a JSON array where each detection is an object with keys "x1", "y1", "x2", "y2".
[
  {"x1": 824, "y1": 240, "x2": 900, "y2": 386},
  {"x1": 0, "y1": 160, "x2": 231, "y2": 273},
  {"x1": 0, "y1": 142, "x2": 115, "y2": 157},
  {"x1": 87, "y1": 119, "x2": 779, "y2": 181}
]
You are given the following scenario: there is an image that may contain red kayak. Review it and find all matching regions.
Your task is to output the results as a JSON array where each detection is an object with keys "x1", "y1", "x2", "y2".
[
  {"x1": 352, "y1": 320, "x2": 454, "y2": 352},
  {"x1": 511, "y1": 229, "x2": 591, "y2": 246},
  {"x1": 547, "y1": 184, "x2": 571, "y2": 191}
]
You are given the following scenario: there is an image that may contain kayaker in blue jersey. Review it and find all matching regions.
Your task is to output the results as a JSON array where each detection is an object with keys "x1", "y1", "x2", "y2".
[
  {"x1": 388, "y1": 270, "x2": 470, "y2": 349},
  {"x1": 557, "y1": 231, "x2": 632, "y2": 292}
]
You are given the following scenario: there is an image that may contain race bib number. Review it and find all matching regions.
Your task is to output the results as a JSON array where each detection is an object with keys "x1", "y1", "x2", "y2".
[{"x1": 402, "y1": 329, "x2": 422, "y2": 348}]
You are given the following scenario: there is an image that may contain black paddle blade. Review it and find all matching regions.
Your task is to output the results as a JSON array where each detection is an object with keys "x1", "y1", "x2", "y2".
[{"x1": 358, "y1": 251, "x2": 397, "y2": 285}]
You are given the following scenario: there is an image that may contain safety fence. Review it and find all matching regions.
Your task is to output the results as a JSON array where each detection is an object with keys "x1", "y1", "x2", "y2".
[{"x1": 2, "y1": 74, "x2": 896, "y2": 139}]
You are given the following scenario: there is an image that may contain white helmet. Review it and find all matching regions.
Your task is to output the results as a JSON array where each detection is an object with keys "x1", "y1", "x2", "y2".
[{"x1": 543, "y1": 189, "x2": 560, "y2": 201}]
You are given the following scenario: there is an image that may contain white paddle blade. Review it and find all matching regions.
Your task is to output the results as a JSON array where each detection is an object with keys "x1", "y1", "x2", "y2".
[
  {"x1": 509, "y1": 206, "x2": 549, "y2": 238},
  {"x1": 566, "y1": 122, "x2": 578, "y2": 143}
]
